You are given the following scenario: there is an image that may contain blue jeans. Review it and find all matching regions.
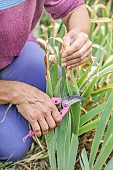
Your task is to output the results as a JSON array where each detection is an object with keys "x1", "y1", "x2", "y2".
[{"x1": 0, "y1": 42, "x2": 46, "y2": 162}]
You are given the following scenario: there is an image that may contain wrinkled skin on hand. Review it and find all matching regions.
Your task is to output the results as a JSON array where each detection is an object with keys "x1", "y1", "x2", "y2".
[
  {"x1": 62, "y1": 30, "x2": 92, "y2": 68},
  {"x1": 11, "y1": 82, "x2": 62, "y2": 137}
]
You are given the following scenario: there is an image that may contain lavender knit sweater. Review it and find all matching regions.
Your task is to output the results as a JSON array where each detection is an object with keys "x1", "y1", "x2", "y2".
[{"x1": 0, "y1": 0, "x2": 84, "y2": 69}]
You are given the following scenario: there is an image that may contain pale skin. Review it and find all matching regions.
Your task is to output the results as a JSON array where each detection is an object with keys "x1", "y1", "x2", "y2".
[{"x1": 0, "y1": 4, "x2": 92, "y2": 137}]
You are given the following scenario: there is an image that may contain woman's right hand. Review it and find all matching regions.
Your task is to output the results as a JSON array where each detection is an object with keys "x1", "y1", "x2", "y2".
[{"x1": 10, "y1": 82, "x2": 62, "y2": 137}]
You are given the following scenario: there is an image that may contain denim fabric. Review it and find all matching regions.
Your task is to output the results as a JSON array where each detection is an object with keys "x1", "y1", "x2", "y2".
[{"x1": 0, "y1": 42, "x2": 46, "y2": 162}]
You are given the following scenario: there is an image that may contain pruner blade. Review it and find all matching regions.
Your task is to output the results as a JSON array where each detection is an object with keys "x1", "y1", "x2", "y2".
[{"x1": 69, "y1": 95, "x2": 85, "y2": 106}]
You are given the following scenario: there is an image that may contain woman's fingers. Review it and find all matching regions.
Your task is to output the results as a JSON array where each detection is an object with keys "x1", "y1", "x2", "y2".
[
  {"x1": 80, "y1": 41, "x2": 92, "y2": 59},
  {"x1": 45, "y1": 114, "x2": 56, "y2": 131},
  {"x1": 30, "y1": 120, "x2": 41, "y2": 137},
  {"x1": 62, "y1": 35, "x2": 71, "y2": 49},
  {"x1": 63, "y1": 40, "x2": 92, "y2": 62},
  {"x1": 30, "y1": 113, "x2": 56, "y2": 136},
  {"x1": 47, "y1": 100, "x2": 62, "y2": 127},
  {"x1": 61, "y1": 30, "x2": 92, "y2": 68},
  {"x1": 62, "y1": 47, "x2": 92, "y2": 68},
  {"x1": 81, "y1": 48, "x2": 92, "y2": 60},
  {"x1": 62, "y1": 32, "x2": 88, "y2": 58},
  {"x1": 62, "y1": 40, "x2": 92, "y2": 66},
  {"x1": 38, "y1": 118, "x2": 49, "y2": 135},
  {"x1": 68, "y1": 54, "x2": 92, "y2": 69},
  {"x1": 28, "y1": 99, "x2": 62, "y2": 136},
  {"x1": 51, "y1": 109, "x2": 62, "y2": 127}
]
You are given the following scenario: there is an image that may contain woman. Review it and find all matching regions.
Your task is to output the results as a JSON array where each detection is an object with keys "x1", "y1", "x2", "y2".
[{"x1": 0, "y1": 0, "x2": 92, "y2": 161}]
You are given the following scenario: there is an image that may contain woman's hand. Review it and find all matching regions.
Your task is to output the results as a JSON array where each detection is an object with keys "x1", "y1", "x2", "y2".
[
  {"x1": 11, "y1": 82, "x2": 62, "y2": 137},
  {"x1": 61, "y1": 29, "x2": 92, "y2": 69}
]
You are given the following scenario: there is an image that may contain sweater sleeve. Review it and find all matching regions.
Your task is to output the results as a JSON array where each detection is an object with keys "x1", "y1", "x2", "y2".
[
  {"x1": 27, "y1": 32, "x2": 39, "y2": 44},
  {"x1": 44, "y1": 0, "x2": 84, "y2": 20}
]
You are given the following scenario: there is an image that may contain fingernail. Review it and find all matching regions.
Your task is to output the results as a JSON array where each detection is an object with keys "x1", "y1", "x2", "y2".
[{"x1": 62, "y1": 63, "x2": 67, "y2": 67}]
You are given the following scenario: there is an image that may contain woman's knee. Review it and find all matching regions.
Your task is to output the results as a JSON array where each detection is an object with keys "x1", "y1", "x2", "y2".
[
  {"x1": 0, "y1": 104, "x2": 33, "y2": 162},
  {"x1": 0, "y1": 139, "x2": 33, "y2": 162}
]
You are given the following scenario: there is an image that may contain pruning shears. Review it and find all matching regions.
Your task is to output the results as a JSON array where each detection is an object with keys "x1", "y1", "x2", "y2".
[{"x1": 23, "y1": 94, "x2": 85, "y2": 143}]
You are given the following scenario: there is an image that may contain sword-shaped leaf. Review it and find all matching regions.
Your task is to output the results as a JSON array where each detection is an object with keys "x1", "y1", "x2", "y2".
[
  {"x1": 103, "y1": 115, "x2": 113, "y2": 146},
  {"x1": 66, "y1": 134, "x2": 78, "y2": 170},
  {"x1": 50, "y1": 63, "x2": 60, "y2": 90},
  {"x1": 45, "y1": 131, "x2": 56, "y2": 170},
  {"x1": 80, "y1": 157, "x2": 85, "y2": 170},
  {"x1": 104, "y1": 157, "x2": 113, "y2": 170},
  {"x1": 77, "y1": 65, "x2": 91, "y2": 89},
  {"x1": 45, "y1": 53, "x2": 57, "y2": 170},
  {"x1": 66, "y1": 71, "x2": 81, "y2": 135},
  {"x1": 80, "y1": 148, "x2": 90, "y2": 170},
  {"x1": 56, "y1": 66, "x2": 69, "y2": 170},
  {"x1": 82, "y1": 76, "x2": 97, "y2": 105},
  {"x1": 45, "y1": 77, "x2": 56, "y2": 170},
  {"x1": 91, "y1": 86, "x2": 113, "y2": 97},
  {"x1": 79, "y1": 118, "x2": 100, "y2": 136},
  {"x1": 93, "y1": 134, "x2": 113, "y2": 170},
  {"x1": 80, "y1": 103, "x2": 106, "y2": 126},
  {"x1": 54, "y1": 78, "x2": 61, "y2": 97},
  {"x1": 56, "y1": 115, "x2": 69, "y2": 170},
  {"x1": 64, "y1": 113, "x2": 71, "y2": 170},
  {"x1": 89, "y1": 91, "x2": 113, "y2": 169}
]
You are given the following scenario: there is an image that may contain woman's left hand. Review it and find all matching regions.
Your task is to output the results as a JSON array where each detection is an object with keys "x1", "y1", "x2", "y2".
[{"x1": 61, "y1": 29, "x2": 92, "y2": 69}]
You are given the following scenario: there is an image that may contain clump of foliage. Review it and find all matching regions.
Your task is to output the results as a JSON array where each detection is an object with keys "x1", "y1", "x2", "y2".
[
  {"x1": 38, "y1": 0, "x2": 113, "y2": 169},
  {"x1": 1, "y1": 0, "x2": 113, "y2": 169}
]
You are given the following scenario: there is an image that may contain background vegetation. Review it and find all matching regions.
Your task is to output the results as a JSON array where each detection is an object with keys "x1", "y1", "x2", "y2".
[{"x1": 1, "y1": 0, "x2": 113, "y2": 169}]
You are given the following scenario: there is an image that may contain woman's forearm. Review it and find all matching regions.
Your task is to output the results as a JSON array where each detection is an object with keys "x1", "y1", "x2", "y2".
[
  {"x1": 62, "y1": 4, "x2": 91, "y2": 34},
  {"x1": 61, "y1": 4, "x2": 92, "y2": 69},
  {"x1": 0, "y1": 80, "x2": 17, "y2": 104}
]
